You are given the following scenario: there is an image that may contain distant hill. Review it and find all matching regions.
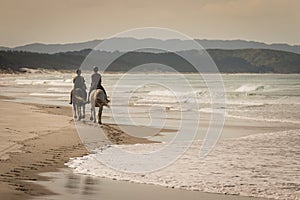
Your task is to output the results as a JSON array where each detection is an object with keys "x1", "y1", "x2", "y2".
[
  {"x1": 1, "y1": 48, "x2": 299, "y2": 73},
  {"x1": 2, "y1": 38, "x2": 300, "y2": 54},
  {"x1": 13, "y1": 40, "x2": 101, "y2": 54},
  {"x1": 0, "y1": 46, "x2": 10, "y2": 51},
  {"x1": 208, "y1": 49, "x2": 300, "y2": 73},
  {"x1": 196, "y1": 40, "x2": 300, "y2": 55}
]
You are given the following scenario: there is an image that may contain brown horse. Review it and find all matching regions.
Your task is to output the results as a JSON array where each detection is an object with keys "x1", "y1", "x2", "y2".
[
  {"x1": 89, "y1": 89, "x2": 109, "y2": 124},
  {"x1": 72, "y1": 88, "x2": 86, "y2": 120}
]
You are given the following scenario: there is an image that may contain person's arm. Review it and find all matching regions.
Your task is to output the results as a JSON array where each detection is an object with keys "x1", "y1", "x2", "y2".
[
  {"x1": 82, "y1": 77, "x2": 87, "y2": 90},
  {"x1": 90, "y1": 75, "x2": 93, "y2": 87}
]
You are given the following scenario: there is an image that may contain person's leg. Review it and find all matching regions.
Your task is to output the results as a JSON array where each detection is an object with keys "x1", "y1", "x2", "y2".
[
  {"x1": 88, "y1": 89, "x2": 91, "y2": 103},
  {"x1": 83, "y1": 90, "x2": 87, "y2": 101},
  {"x1": 98, "y1": 85, "x2": 109, "y2": 101}
]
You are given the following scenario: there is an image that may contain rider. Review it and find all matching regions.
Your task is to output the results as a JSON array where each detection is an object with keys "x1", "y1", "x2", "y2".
[
  {"x1": 69, "y1": 69, "x2": 87, "y2": 104},
  {"x1": 95, "y1": 68, "x2": 109, "y2": 102},
  {"x1": 88, "y1": 66, "x2": 101, "y2": 101}
]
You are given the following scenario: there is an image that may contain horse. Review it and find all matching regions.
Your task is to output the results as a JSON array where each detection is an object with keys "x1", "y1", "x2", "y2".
[
  {"x1": 89, "y1": 89, "x2": 109, "y2": 124},
  {"x1": 72, "y1": 88, "x2": 86, "y2": 120}
]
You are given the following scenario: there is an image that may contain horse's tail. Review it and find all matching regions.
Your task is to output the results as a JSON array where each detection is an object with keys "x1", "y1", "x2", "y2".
[
  {"x1": 94, "y1": 89, "x2": 109, "y2": 107},
  {"x1": 103, "y1": 102, "x2": 110, "y2": 108},
  {"x1": 73, "y1": 88, "x2": 86, "y2": 104},
  {"x1": 74, "y1": 94, "x2": 85, "y2": 102}
]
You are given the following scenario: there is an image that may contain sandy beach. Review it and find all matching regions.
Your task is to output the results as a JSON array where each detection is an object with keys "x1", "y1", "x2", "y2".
[{"x1": 0, "y1": 0, "x2": 299, "y2": 199}]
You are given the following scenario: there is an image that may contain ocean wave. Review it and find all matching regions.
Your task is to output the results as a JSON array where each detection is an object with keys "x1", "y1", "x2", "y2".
[
  {"x1": 15, "y1": 79, "x2": 72, "y2": 86},
  {"x1": 199, "y1": 107, "x2": 227, "y2": 114},
  {"x1": 235, "y1": 84, "x2": 264, "y2": 93},
  {"x1": 47, "y1": 87, "x2": 70, "y2": 93},
  {"x1": 29, "y1": 93, "x2": 68, "y2": 97},
  {"x1": 226, "y1": 113, "x2": 300, "y2": 124}
]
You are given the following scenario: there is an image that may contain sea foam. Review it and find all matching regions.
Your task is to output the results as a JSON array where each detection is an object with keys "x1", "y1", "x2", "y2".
[
  {"x1": 67, "y1": 129, "x2": 300, "y2": 200},
  {"x1": 235, "y1": 84, "x2": 264, "y2": 92}
]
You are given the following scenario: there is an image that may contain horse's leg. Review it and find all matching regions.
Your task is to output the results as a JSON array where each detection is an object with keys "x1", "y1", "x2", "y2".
[
  {"x1": 73, "y1": 103, "x2": 77, "y2": 119},
  {"x1": 98, "y1": 105, "x2": 103, "y2": 124},
  {"x1": 90, "y1": 92, "x2": 93, "y2": 121},
  {"x1": 90, "y1": 106, "x2": 93, "y2": 121},
  {"x1": 80, "y1": 106, "x2": 83, "y2": 120},
  {"x1": 78, "y1": 105, "x2": 81, "y2": 120},
  {"x1": 93, "y1": 107, "x2": 96, "y2": 123},
  {"x1": 90, "y1": 104, "x2": 96, "y2": 123},
  {"x1": 82, "y1": 104, "x2": 85, "y2": 119}
]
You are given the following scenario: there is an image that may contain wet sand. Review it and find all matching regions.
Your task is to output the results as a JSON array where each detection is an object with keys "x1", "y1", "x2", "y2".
[
  {"x1": 32, "y1": 169, "x2": 266, "y2": 200},
  {"x1": 0, "y1": 96, "x2": 299, "y2": 200}
]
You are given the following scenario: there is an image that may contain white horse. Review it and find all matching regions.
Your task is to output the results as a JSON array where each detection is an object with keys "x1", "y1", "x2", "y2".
[
  {"x1": 89, "y1": 89, "x2": 109, "y2": 124},
  {"x1": 72, "y1": 88, "x2": 86, "y2": 120}
]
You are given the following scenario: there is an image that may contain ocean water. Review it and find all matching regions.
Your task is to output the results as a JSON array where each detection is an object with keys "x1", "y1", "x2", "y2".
[
  {"x1": 1, "y1": 73, "x2": 300, "y2": 199},
  {"x1": 1, "y1": 73, "x2": 300, "y2": 124}
]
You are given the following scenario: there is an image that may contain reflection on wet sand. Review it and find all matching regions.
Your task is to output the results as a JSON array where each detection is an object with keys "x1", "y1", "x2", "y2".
[
  {"x1": 32, "y1": 169, "x2": 266, "y2": 200},
  {"x1": 64, "y1": 172, "x2": 100, "y2": 196}
]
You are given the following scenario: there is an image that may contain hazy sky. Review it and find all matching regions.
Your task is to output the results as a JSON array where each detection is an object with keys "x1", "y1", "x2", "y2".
[{"x1": 1, "y1": 0, "x2": 299, "y2": 47}]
